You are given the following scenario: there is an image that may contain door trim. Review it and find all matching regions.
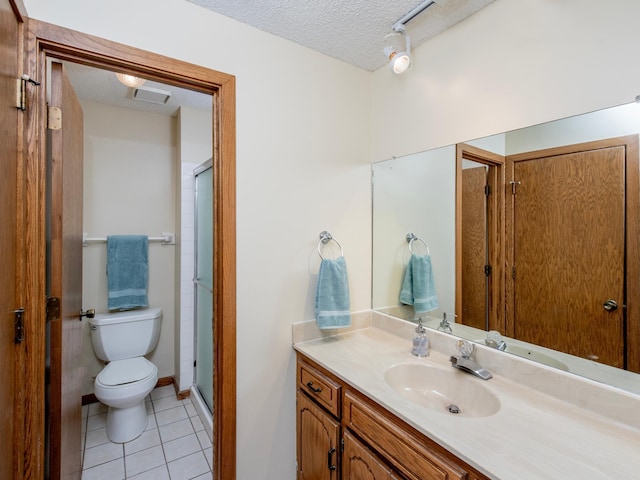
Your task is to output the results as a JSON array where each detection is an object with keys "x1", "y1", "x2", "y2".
[
  {"x1": 505, "y1": 135, "x2": 639, "y2": 372},
  {"x1": 23, "y1": 19, "x2": 237, "y2": 478}
]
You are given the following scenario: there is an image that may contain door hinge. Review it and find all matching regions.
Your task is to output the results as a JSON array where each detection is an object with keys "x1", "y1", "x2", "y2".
[
  {"x1": 15, "y1": 75, "x2": 41, "y2": 111},
  {"x1": 14, "y1": 308, "x2": 25, "y2": 344},
  {"x1": 511, "y1": 266, "x2": 516, "y2": 279},
  {"x1": 484, "y1": 264, "x2": 492, "y2": 276},
  {"x1": 48, "y1": 106, "x2": 62, "y2": 130},
  {"x1": 509, "y1": 180, "x2": 521, "y2": 195},
  {"x1": 484, "y1": 184, "x2": 491, "y2": 196},
  {"x1": 340, "y1": 438, "x2": 345, "y2": 453},
  {"x1": 46, "y1": 297, "x2": 60, "y2": 322}
]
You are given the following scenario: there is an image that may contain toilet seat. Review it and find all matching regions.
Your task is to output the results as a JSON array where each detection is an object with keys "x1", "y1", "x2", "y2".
[{"x1": 97, "y1": 357, "x2": 156, "y2": 387}]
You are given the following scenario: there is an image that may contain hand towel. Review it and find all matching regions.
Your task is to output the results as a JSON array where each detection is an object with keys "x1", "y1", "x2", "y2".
[
  {"x1": 400, "y1": 254, "x2": 439, "y2": 313},
  {"x1": 107, "y1": 235, "x2": 149, "y2": 311},
  {"x1": 315, "y1": 256, "x2": 352, "y2": 329}
]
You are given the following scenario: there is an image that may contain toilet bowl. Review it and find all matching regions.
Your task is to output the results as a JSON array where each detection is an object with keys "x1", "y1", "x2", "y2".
[
  {"x1": 88, "y1": 307, "x2": 162, "y2": 443},
  {"x1": 93, "y1": 357, "x2": 158, "y2": 443}
]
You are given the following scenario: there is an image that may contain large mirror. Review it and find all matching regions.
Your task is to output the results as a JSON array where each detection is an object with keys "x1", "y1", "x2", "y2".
[{"x1": 372, "y1": 100, "x2": 640, "y2": 395}]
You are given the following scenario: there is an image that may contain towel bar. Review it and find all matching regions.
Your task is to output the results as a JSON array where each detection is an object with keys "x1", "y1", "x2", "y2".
[
  {"x1": 406, "y1": 232, "x2": 430, "y2": 255},
  {"x1": 317, "y1": 231, "x2": 344, "y2": 259},
  {"x1": 82, "y1": 232, "x2": 176, "y2": 247}
]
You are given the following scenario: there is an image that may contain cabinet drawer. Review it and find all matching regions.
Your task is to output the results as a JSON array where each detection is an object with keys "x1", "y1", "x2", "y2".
[
  {"x1": 298, "y1": 359, "x2": 341, "y2": 417},
  {"x1": 343, "y1": 391, "x2": 467, "y2": 480}
]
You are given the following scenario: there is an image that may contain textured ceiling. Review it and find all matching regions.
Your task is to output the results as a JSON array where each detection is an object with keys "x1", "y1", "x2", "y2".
[
  {"x1": 187, "y1": 0, "x2": 496, "y2": 71},
  {"x1": 63, "y1": 0, "x2": 496, "y2": 116}
]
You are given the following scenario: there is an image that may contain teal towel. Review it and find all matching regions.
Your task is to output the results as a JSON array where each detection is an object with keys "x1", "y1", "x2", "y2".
[
  {"x1": 400, "y1": 254, "x2": 439, "y2": 313},
  {"x1": 315, "y1": 256, "x2": 351, "y2": 329},
  {"x1": 107, "y1": 235, "x2": 149, "y2": 311}
]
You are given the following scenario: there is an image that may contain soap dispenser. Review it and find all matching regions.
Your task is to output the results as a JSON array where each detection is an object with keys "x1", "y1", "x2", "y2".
[{"x1": 411, "y1": 318, "x2": 430, "y2": 358}]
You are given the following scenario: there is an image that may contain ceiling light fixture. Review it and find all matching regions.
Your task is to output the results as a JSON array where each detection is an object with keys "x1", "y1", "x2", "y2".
[
  {"x1": 115, "y1": 72, "x2": 146, "y2": 88},
  {"x1": 384, "y1": 0, "x2": 446, "y2": 74}
]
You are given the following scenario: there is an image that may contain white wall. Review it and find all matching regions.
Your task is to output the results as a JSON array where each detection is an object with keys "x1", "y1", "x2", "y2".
[
  {"x1": 81, "y1": 100, "x2": 177, "y2": 395},
  {"x1": 25, "y1": 1, "x2": 372, "y2": 478},
  {"x1": 372, "y1": 0, "x2": 640, "y2": 162}
]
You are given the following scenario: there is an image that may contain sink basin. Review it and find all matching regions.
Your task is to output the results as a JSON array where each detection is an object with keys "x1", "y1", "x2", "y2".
[
  {"x1": 506, "y1": 345, "x2": 569, "y2": 371},
  {"x1": 384, "y1": 363, "x2": 500, "y2": 417}
]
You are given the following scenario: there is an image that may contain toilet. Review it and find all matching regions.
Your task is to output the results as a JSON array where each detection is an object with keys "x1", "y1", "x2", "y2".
[{"x1": 88, "y1": 307, "x2": 162, "y2": 443}]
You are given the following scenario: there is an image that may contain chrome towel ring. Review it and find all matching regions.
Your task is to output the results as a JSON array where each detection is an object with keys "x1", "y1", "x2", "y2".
[
  {"x1": 318, "y1": 231, "x2": 344, "y2": 259},
  {"x1": 406, "y1": 232, "x2": 430, "y2": 255}
]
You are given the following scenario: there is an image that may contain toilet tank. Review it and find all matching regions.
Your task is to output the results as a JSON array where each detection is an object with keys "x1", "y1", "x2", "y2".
[{"x1": 88, "y1": 307, "x2": 162, "y2": 361}]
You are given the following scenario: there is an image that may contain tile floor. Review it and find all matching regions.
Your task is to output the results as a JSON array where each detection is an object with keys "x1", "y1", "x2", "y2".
[{"x1": 81, "y1": 385, "x2": 213, "y2": 480}]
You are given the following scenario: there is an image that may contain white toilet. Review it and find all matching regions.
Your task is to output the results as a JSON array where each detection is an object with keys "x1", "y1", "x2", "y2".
[{"x1": 88, "y1": 307, "x2": 162, "y2": 443}]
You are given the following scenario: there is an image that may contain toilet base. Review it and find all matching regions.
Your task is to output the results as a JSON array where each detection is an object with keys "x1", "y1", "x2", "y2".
[{"x1": 105, "y1": 399, "x2": 148, "y2": 443}]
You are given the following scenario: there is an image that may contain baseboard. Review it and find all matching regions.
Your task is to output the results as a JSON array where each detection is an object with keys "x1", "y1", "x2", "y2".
[{"x1": 81, "y1": 375, "x2": 176, "y2": 405}]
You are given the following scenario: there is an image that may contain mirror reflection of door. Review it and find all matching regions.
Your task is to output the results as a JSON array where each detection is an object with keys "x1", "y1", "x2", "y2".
[
  {"x1": 456, "y1": 144, "x2": 505, "y2": 333},
  {"x1": 507, "y1": 136, "x2": 638, "y2": 369},
  {"x1": 461, "y1": 161, "x2": 489, "y2": 330}
]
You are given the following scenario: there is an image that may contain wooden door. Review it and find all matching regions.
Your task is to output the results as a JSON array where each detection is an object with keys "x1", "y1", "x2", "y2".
[
  {"x1": 461, "y1": 164, "x2": 488, "y2": 330},
  {"x1": 48, "y1": 61, "x2": 84, "y2": 479},
  {"x1": 510, "y1": 143, "x2": 625, "y2": 367},
  {"x1": 297, "y1": 391, "x2": 340, "y2": 480},
  {"x1": 0, "y1": 0, "x2": 22, "y2": 478},
  {"x1": 342, "y1": 430, "x2": 396, "y2": 480}
]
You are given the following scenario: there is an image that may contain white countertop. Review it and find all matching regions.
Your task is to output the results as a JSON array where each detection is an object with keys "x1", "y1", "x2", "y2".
[{"x1": 293, "y1": 321, "x2": 640, "y2": 480}]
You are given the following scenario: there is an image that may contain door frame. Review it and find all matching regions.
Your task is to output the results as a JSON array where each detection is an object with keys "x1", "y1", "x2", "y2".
[
  {"x1": 22, "y1": 19, "x2": 236, "y2": 478},
  {"x1": 505, "y1": 135, "x2": 640, "y2": 372}
]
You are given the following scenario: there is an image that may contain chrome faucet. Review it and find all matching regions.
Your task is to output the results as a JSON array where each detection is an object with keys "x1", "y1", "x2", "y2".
[
  {"x1": 449, "y1": 340, "x2": 493, "y2": 380},
  {"x1": 484, "y1": 330, "x2": 507, "y2": 351}
]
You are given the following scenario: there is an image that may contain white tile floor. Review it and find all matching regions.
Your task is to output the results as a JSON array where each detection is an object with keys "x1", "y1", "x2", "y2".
[{"x1": 81, "y1": 385, "x2": 213, "y2": 480}]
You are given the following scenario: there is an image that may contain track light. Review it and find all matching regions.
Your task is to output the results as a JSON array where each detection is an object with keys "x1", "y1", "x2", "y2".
[
  {"x1": 383, "y1": 30, "x2": 412, "y2": 74},
  {"x1": 383, "y1": 0, "x2": 444, "y2": 74}
]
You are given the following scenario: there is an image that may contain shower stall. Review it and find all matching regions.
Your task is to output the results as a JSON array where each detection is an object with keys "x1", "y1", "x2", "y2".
[{"x1": 193, "y1": 160, "x2": 214, "y2": 413}]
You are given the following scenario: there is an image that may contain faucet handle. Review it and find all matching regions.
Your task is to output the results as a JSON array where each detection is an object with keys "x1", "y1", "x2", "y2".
[
  {"x1": 437, "y1": 312, "x2": 456, "y2": 333},
  {"x1": 455, "y1": 339, "x2": 474, "y2": 358}
]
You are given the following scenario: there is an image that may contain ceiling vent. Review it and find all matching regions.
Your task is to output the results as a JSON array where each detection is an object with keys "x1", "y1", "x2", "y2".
[{"x1": 132, "y1": 86, "x2": 171, "y2": 104}]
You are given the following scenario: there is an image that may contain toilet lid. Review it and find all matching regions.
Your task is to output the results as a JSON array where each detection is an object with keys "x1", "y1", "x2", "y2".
[{"x1": 98, "y1": 357, "x2": 156, "y2": 386}]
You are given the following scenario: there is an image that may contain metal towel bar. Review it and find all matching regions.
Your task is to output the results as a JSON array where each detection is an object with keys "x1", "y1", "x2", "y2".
[
  {"x1": 82, "y1": 232, "x2": 176, "y2": 247},
  {"x1": 317, "y1": 231, "x2": 344, "y2": 259},
  {"x1": 406, "y1": 232, "x2": 430, "y2": 255}
]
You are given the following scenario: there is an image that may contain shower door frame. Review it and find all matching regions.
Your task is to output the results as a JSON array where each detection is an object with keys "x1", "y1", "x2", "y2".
[
  {"x1": 194, "y1": 159, "x2": 214, "y2": 412},
  {"x1": 22, "y1": 20, "x2": 237, "y2": 479}
]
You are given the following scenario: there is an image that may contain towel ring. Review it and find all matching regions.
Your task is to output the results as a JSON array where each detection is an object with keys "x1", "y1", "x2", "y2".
[
  {"x1": 406, "y1": 233, "x2": 430, "y2": 255},
  {"x1": 318, "y1": 231, "x2": 344, "y2": 259}
]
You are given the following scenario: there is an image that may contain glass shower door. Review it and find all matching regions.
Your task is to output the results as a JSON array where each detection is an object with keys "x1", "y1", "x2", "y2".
[{"x1": 194, "y1": 161, "x2": 213, "y2": 412}]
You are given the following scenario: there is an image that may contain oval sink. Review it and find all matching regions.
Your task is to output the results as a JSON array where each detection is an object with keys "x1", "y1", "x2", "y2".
[{"x1": 384, "y1": 363, "x2": 500, "y2": 418}]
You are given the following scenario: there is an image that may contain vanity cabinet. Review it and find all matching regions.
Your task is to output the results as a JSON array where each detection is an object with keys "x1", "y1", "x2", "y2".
[
  {"x1": 342, "y1": 430, "x2": 400, "y2": 480},
  {"x1": 296, "y1": 354, "x2": 489, "y2": 480},
  {"x1": 297, "y1": 391, "x2": 340, "y2": 480}
]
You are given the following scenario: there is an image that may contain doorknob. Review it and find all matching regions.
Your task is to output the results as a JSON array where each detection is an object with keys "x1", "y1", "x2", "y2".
[
  {"x1": 603, "y1": 300, "x2": 618, "y2": 312},
  {"x1": 80, "y1": 308, "x2": 96, "y2": 320}
]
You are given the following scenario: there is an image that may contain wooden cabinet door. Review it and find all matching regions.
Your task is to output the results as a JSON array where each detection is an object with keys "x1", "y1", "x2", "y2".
[
  {"x1": 297, "y1": 391, "x2": 340, "y2": 480},
  {"x1": 342, "y1": 430, "x2": 396, "y2": 480}
]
